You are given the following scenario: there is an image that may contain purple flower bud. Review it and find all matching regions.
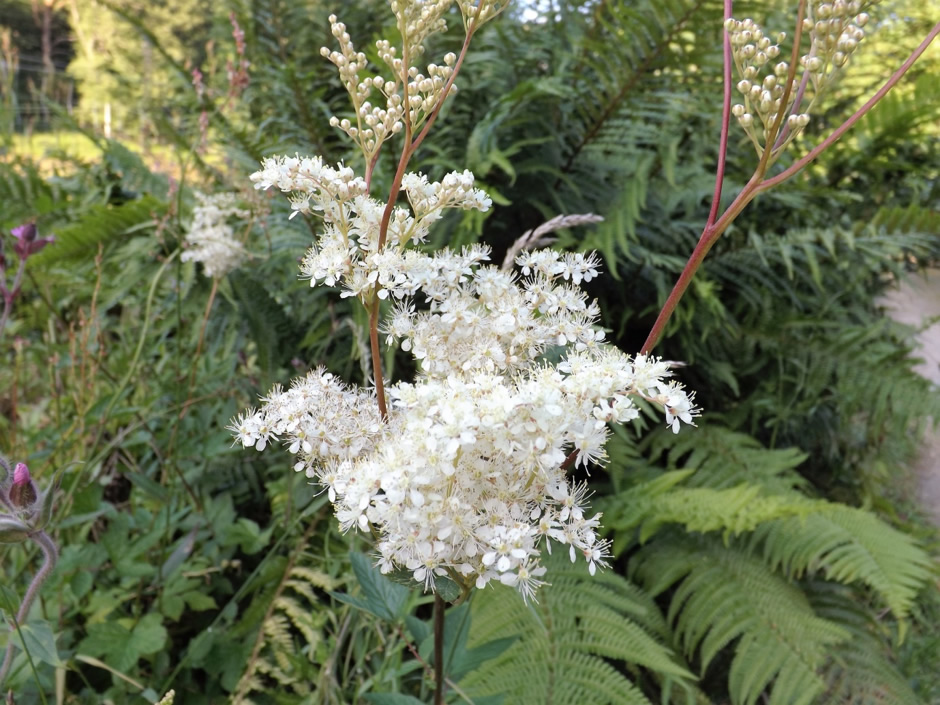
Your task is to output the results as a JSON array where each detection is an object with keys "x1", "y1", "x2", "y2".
[
  {"x1": 13, "y1": 462, "x2": 30, "y2": 485},
  {"x1": 11, "y1": 223, "x2": 54, "y2": 260},
  {"x1": 9, "y1": 462, "x2": 38, "y2": 509},
  {"x1": 11, "y1": 223, "x2": 37, "y2": 243}
]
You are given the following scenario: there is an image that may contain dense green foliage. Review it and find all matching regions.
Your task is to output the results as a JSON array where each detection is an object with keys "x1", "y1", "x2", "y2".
[{"x1": 1, "y1": 0, "x2": 938, "y2": 703}]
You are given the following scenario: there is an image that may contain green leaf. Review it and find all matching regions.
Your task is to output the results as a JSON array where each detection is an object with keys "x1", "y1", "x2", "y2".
[
  {"x1": 79, "y1": 612, "x2": 167, "y2": 672},
  {"x1": 405, "y1": 615, "x2": 430, "y2": 645},
  {"x1": 131, "y1": 612, "x2": 168, "y2": 655},
  {"x1": 362, "y1": 694, "x2": 426, "y2": 705},
  {"x1": 435, "y1": 575, "x2": 462, "y2": 603},
  {"x1": 0, "y1": 517, "x2": 29, "y2": 544},
  {"x1": 331, "y1": 552, "x2": 411, "y2": 622},
  {"x1": 14, "y1": 620, "x2": 65, "y2": 668}
]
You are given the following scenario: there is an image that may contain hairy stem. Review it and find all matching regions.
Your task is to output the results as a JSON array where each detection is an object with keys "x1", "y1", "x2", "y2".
[
  {"x1": 0, "y1": 530, "x2": 58, "y2": 685},
  {"x1": 0, "y1": 257, "x2": 27, "y2": 346}
]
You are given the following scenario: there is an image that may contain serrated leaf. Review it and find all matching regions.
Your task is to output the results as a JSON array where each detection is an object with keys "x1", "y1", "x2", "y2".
[
  {"x1": 343, "y1": 552, "x2": 410, "y2": 622},
  {"x1": 13, "y1": 620, "x2": 65, "y2": 668},
  {"x1": 131, "y1": 612, "x2": 168, "y2": 655}
]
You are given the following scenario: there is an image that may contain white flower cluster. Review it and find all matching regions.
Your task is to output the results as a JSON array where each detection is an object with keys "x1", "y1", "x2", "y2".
[
  {"x1": 250, "y1": 159, "x2": 492, "y2": 303},
  {"x1": 249, "y1": 154, "x2": 369, "y2": 220},
  {"x1": 231, "y1": 203, "x2": 699, "y2": 598},
  {"x1": 181, "y1": 193, "x2": 249, "y2": 278}
]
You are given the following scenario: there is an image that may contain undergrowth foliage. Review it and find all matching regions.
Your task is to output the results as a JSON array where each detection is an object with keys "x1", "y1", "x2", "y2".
[{"x1": 0, "y1": 0, "x2": 938, "y2": 703}]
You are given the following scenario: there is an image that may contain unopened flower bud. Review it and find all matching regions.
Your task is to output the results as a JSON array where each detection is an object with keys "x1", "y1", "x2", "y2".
[
  {"x1": 11, "y1": 223, "x2": 54, "y2": 260},
  {"x1": 738, "y1": 113, "x2": 754, "y2": 128},
  {"x1": 856, "y1": 12, "x2": 869, "y2": 26},
  {"x1": 10, "y1": 462, "x2": 38, "y2": 509},
  {"x1": 732, "y1": 103, "x2": 746, "y2": 117},
  {"x1": 737, "y1": 79, "x2": 752, "y2": 94}
]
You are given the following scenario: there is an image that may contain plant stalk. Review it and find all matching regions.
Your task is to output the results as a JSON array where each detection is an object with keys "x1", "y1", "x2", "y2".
[
  {"x1": 433, "y1": 593, "x2": 445, "y2": 705},
  {"x1": 0, "y1": 530, "x2": 58, "y2": 685}
]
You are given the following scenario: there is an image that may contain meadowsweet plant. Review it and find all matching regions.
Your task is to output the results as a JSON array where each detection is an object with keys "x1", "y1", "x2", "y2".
[
  {"x1": 181, "y1": 192, "x2": 250, "y2": 279},
  {"x1": 230, "y1": 0, "x2": 699, "y2": 605}
]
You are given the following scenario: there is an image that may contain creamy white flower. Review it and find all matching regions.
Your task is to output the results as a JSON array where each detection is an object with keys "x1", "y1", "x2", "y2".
[
  {"x1": 181, "y1": 193, "x2": 249, "y2": 278},
  {"x1": 233, "y1": 160, "x2": 701, "y2": 600}
]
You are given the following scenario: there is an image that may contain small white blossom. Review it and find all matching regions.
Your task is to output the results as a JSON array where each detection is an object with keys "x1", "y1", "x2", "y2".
[{"x1": 181, "y1": 193, "x2": 249, "y2": 278}]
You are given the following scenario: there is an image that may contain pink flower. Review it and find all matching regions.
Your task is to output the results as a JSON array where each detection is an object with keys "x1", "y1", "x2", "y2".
[{"x1": 11, "y1": 223, "x2": 55, "y2": 260}]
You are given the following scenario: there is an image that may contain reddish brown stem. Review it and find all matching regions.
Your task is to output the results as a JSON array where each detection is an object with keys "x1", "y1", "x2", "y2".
[
  {"x1": 433, "y1": 593, "x2": 445, "y2": 705},
  {"x1": 706, "y1": 0, "x2": 734, "y2": 229},
  {"x1": 367, "y1": 14, "x2": 482, "y2": 422}
]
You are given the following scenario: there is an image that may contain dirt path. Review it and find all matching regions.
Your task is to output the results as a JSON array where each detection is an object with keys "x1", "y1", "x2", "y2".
[{"x1": 878, "y1": 268, "x2": 940, "y2": 525}]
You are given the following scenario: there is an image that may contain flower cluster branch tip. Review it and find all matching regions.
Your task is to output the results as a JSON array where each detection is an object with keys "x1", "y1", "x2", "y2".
[{"x1": 641, "y1": 1, "x2": 939, "y2": 354}]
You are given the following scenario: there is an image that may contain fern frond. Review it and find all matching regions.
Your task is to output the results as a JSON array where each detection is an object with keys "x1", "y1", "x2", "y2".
[
  {"x1": 462, "y1": 551, "x2": 697, "y2": 704},
  {"x1": 806, "y1": 581, "x2": 923, "y2": 705},
  {"x1": 633, "y1": 535, "x2": 850, "y2": 705},
  {"x1": 646, "y1": 424, "x2": 809, "y2": 492},
  {"x1": 27, "y1": 196, "x2": 166, "y2": 266},
  {"x1": 753, "y1": 506, "x2": 934, "y2": 620}
]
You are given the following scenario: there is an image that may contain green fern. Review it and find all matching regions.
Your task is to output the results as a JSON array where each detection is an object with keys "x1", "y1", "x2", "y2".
[
  {"x1": 460, "y1": 550, "x2": 698, "y2": 705},
  {"x1": 232, "y1": 563, "x2": 338, "y2": 704},
  {"x1": 633, "y1": 535, "x2": 850, "y2": 705},
  {"x1": 27, "y1": 195, "x2": 166, "y2": 266},
  {"x1": 752, "y1": 507, "x2": 934, "y2": 621},
  {"x1": 807, "y1": 581, "x2": 924, "y2": 705}
]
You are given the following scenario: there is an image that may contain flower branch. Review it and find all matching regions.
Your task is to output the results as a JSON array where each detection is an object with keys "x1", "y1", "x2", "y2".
[{"x1": 641, "y1": 5, "x2": 937, "y2": 355}]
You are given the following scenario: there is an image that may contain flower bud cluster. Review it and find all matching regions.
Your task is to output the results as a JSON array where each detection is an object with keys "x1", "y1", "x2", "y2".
[
  {"x1": 322, "y1": 18, "x2": 409, "y2": 159},
  {"x1": 726, "y1": 18, "x2": 809, "y2": 147},
  {"x1": 404, "y1": 56, "x2": 457, "y2": 128},
  {"x1": 457, "y1": 0, "x2": 510, "y2": 31},
  {"x1": 801, "y1": 1, "x2": 874, "y2": 86},
  {"x1": 390, "y1": 0, "x2": 452, "y2": 59},
  {"x1": 181, "y1": 193, "x2": 250, "y2": 279},
  {"x1": 726, "y1": 2, "x2": 877, "y2": 156},
  {"x1": 323, "y1": 7, "x2": 460, "y2": 162}
]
